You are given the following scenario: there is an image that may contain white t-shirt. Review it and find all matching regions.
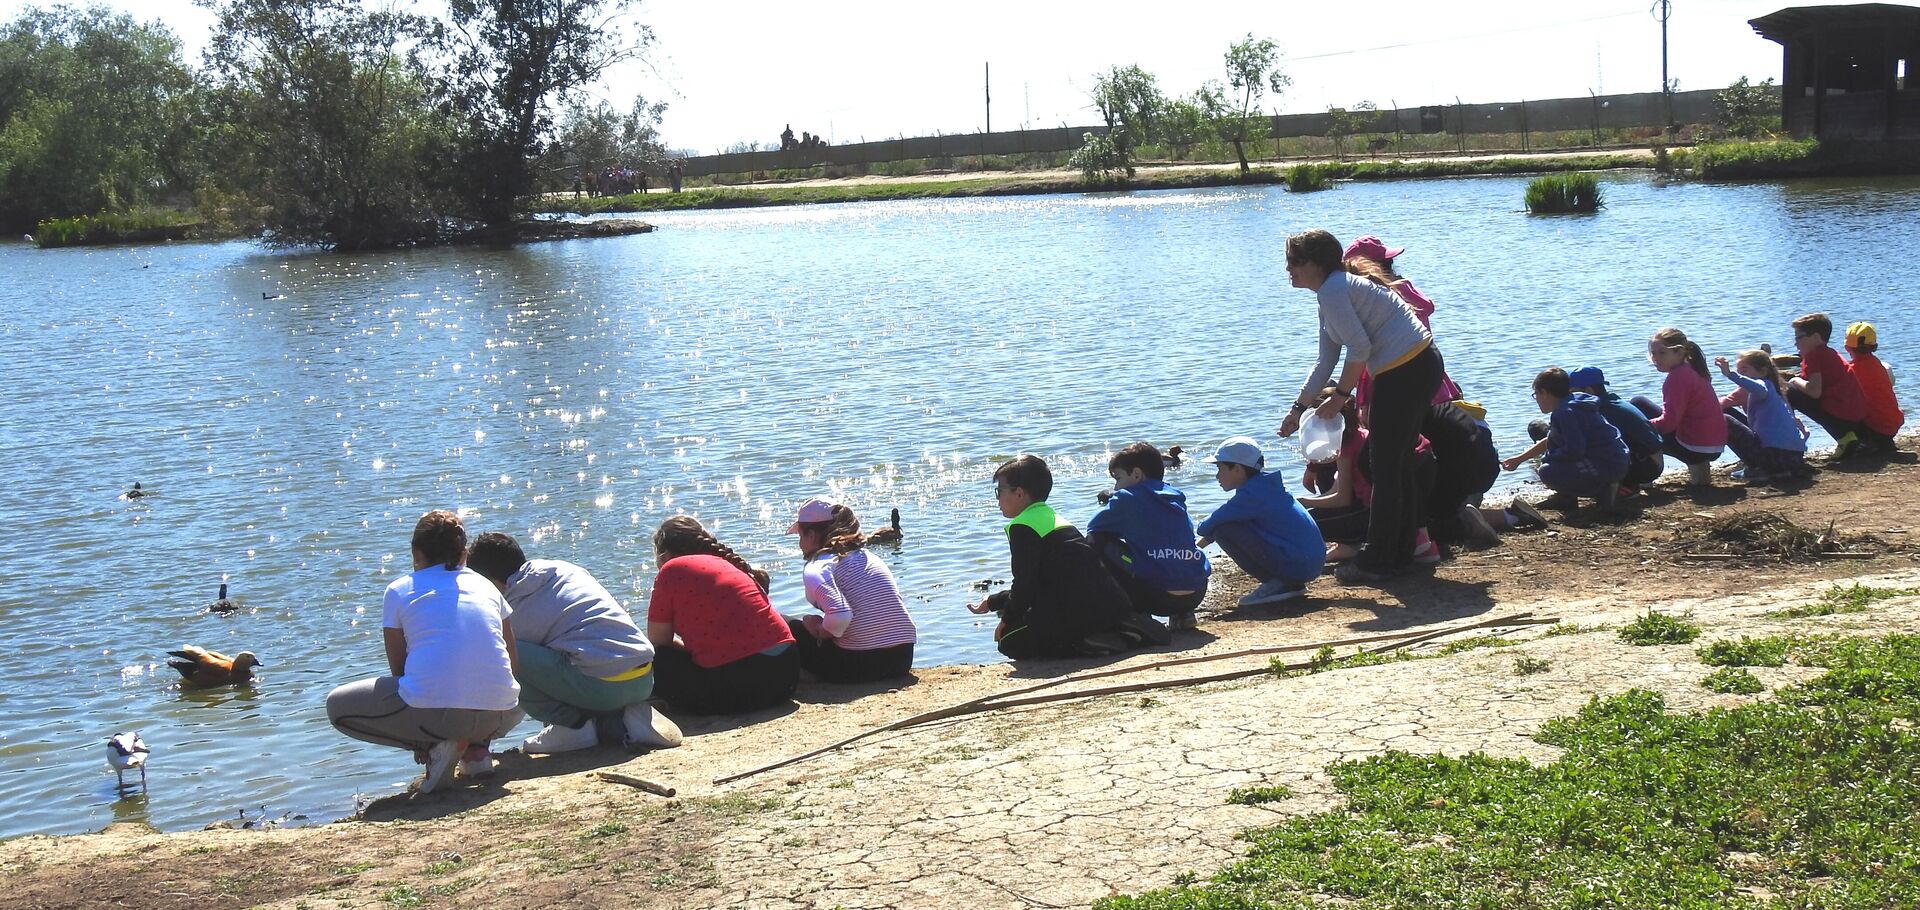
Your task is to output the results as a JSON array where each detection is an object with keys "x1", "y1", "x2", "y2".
[{"x1": 383, "y1": 565, "x2": 520, "y2": 711}]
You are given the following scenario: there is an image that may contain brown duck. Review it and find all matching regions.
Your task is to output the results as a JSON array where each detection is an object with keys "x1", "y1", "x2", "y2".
[
  {"x1": 167, "y1": 646, "x2": 262, "y2": 687},
  {"x1": 867, "y1": 508, "x2": 904, "y2": 544}
]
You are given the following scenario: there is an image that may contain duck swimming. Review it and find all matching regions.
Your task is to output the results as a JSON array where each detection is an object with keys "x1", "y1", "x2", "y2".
[
  {"x1": 207, "y1": 583, "x2": 241, "y2": 614},
  {"x1": 124, "y1": 482, "x2": 146, "y2": 500},
  {"x1": 167, "y1": 646, "x2": 262, "y2": 687},
  {"x1": 867, "y1": 508, "x2": 904, "y2": 544},
  {"x1": 1162, "y1": 445, "x2": 1185, "y2": 469},
  {"x1": 107, "y1": 732, "x2": 149, "y2": 788}
]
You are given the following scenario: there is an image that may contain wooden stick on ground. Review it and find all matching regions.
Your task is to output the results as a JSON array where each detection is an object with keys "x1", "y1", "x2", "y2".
[
  {"x1": 713, "y1": 611, "x2": 1553, "y2": 786},
  {"x1": 595, "y1": 771, "x2": 676, "y2": 797}
]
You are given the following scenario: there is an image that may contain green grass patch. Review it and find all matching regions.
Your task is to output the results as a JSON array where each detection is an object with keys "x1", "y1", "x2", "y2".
[
  {"x1": 1514, "y1": 656, "x2": 1552, "y2": 676},
  {"x1": 1524, "y1": 172, "x2": 1603, "y2": 213},
  {"x1": 582, "y1": 821, "x2": 628, "y2": 839},
  {"x1": 1285, "y1": 163, "x2": 1332, "y2": 192},
  {"x1": 380, "y1": 885, "x2": 422, "y2": 907},
  {"x1": 1542, "y1": 621, "x2": 1613, "y2": 637},
  {"x1": 1698, "y1": 636, "x2": 1791, "y2": 667},
  {"x1": 1771, "y1": 581, "x2": 1915, "y2": 618},
  {"x1": 1687, "y1": 137, "x2": 1820, "y2": 178},
  {"x1": 1435, "y1": 635, "x2": 1517, "y2": 656},
  {"x1": 1618, "y1": 610, "x2": 1702, "y2": 646},
  {"x1": 1703, "y1": 666, "x2": 1766, "y2": 694},
  {"x1": 1099, "y1": 633, "x2": 1920, "y2": 910},
  {"x1": 1226, "y1": 785, "x2": 1295, "y2": 806},
  {"x1": 33, "y1": 208, "x2": 202, "y2": 247}
]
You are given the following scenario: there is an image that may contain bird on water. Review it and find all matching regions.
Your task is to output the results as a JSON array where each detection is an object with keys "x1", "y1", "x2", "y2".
[
  {"x1": 106, "y1": 732, "x2": 149, "y2": 789},
  {"x1": 207, "y1": 583, "x2": 241, "y2": 614},
  {"x1": 167, "y1": 646, "x2": 262, "y2": 687},
  {"x1": 867, "y1": 508, "x2": 904, "y2": 544},
  {"x1": 124, "y1": 482, "x2": 146, "y2": 500},
  {"x1": 1161, "y1": 445, "x2": 1185, "y2": 469}
]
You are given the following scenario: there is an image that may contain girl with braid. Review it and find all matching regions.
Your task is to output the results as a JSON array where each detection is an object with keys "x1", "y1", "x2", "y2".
[
  {"x1": 785, "y1": 498, "x2": 917, "y2": 683},
  {"x1": 645, "y1": 516, "x2": 798, "y2": 714}
]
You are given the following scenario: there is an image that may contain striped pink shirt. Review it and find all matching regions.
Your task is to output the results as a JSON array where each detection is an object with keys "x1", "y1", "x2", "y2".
[{"x1": 802, "y1": 549, "x2": 917, "y2": 651}]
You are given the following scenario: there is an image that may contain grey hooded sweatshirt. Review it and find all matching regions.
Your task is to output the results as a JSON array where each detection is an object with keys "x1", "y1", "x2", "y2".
[{"x1": 503, "y1": 559, "x2": 655, "y2": 678}]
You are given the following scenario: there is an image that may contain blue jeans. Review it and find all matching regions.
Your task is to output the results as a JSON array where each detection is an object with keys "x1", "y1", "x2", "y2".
[
  {"x1": 514, "y1": 640, "x2": 655, "y2": 729},
  {"x1": 1210, "y1": 521, "x2": 1321, "y2": 586}
]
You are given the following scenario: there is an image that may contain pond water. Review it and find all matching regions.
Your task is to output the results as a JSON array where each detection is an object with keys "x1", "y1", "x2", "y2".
[{"x1": 3, "y1": 172, "x2": 1917, "y2": 839}]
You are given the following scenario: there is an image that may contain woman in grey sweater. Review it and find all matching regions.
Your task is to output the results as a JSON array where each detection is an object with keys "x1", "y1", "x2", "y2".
[{"x1": 1277, "y1": 229, "x2": 1445, "y2": 583}]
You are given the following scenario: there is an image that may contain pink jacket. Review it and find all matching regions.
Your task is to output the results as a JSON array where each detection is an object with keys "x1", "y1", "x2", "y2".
[{"x1": 1648, "y1": 367, "x2": 1727, "y2": 448}]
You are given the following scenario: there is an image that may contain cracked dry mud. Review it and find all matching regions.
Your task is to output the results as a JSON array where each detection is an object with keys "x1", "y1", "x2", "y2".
[{"x1": 6, "y1": 455, "x2": 1920, "y2": 910}]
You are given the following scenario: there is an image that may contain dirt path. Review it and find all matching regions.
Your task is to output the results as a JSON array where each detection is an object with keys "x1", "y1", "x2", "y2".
[{"x1": 4, "y1": 451, "x2": 1915, "y2": 910}]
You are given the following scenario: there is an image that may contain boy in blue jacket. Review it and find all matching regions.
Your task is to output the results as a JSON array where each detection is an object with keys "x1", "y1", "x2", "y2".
[
  {"x1": 1194, "y1": 437, "x2": 1325, "y2": 607},
  {"x1": 1503, "y1": 368, "x2": 1631, "y2": 506},
  {"x1": 1088, "y1": 442, "x2": 1212, "y2": 630},
  {"x1": 1568, "y1": 366, "x2": 1664, "y2": 492}
]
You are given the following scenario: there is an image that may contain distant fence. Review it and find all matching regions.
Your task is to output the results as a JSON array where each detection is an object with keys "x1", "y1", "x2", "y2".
[{"x1": 681, "y1": 88, "x2": 1734, "y2": 178}]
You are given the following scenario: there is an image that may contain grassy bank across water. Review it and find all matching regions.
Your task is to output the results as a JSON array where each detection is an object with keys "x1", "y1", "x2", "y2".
[
  {"x1": 1099, "y1": 630, "x2": 1920, "y2": 910},
  {"x1": 546, "y1": 153, "x2": 1655, "y2": 215},
  {"x1": 32, "y1": 209, "x2": 207, "y2": 248}
]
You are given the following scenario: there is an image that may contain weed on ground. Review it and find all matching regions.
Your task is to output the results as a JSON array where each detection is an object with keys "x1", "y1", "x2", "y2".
[
  {"x1": 1100, "y1": 635, "x2": 1920, "y2": 910},
  {"x1": 1619, "y1": 610, "x2": 1702, "y2": 645},
  {"x1": 1770, "y1": 582, "x2": 1915, "y2": 618},
  {"x1": 1702, "y1": 667, "x2": 1766, "y2": 694}
]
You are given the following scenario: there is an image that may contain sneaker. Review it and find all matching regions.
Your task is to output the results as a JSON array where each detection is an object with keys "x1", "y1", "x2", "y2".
[
  {"x1": 459, "y1": 743, "x2": 496, "y2": 779},
  {"x1": 1239, "y1": 578, "x2": 1307, "y2": 607},
  {"x1": 621, "y1": 703, "x2": 684, "y2": 751},
  {"x1": 1334, "y1": 562, "x2": 1396, "y2": 586},
  {"x1": 1412, "y1": 539, "x2": 1442, "y2": 565},
  {"x1": 416, "y1": 740, "x2": 459, "y2": 794},
  {"x1": 1167, "y1": 610, "x2": 1199, "y2": 631},
  {"x1": 1457, "y1": 503, "x2": 1499, "y2": 550},
  {"x1": 520, "y1": 720, "x2": 600, "y2": 755},
  {"x1": 1116, "y1": 612, "x2": 1172, "y2": 646},
  {"x1": 1687, "y1": 462, "x2": 1714, "y2": 486},
  {"x1": 1078, "y1": 629, "x2": 1134, "y2": 655},
  {"x1": 1832, "y1": 431, "x2": 1860, "y2": 460},
  {"x1": 1507, "y1": 498, "x2": 1549, "y2": 530}
]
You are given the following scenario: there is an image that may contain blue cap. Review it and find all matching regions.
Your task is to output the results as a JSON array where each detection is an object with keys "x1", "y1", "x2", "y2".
[{"x1": 1568, "y1": 366, "x2": 1607, "y2": 388}]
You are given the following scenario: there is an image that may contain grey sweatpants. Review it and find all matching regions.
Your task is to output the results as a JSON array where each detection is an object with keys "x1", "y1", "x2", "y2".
[{"x1": 326, "y1": 676, "x2": 523, "y2": 751}]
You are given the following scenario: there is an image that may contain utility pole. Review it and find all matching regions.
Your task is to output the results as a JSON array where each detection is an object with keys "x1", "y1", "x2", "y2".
[
  {"x1": 985, "y1": 62, "x2": 992, "y2": 134},
  {"x1": 1653, "y1": 0, "x2": 1673, "y2": 131}
]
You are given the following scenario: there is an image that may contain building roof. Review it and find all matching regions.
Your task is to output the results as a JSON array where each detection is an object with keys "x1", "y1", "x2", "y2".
[{"x1": 1751, "y1": 3, "x2": 1920, "y2": 42}]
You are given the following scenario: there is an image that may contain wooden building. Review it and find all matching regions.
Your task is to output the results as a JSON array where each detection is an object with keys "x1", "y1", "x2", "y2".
[{"x1": 1751, "y1": 3, "x2": 1920, "y2": 139}]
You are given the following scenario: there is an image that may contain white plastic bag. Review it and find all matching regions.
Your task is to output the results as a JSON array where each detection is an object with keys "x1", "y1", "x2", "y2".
[{"x1": 1299, "y1": 411, "x2": 1346, "y2": 463}]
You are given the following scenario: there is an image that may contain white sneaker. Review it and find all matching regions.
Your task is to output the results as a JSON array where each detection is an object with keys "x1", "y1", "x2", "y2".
[
  {"x1": 1239, "y1": 578, "x2": 1307, "y2": 607},
  {"x1": 520, "y1": 720, "x2": 600, "y2": 755},
  {"x1": 622, "y1": 703, "x2": 684, "y2": 750},
  {"x1": 459, "y1": 745, "x2": 495, "y2": 779},
  {"x1": 1688, "y1": 462, "x2": 1714, "y2": 486},
  {"x1": 417, "y1": 740, "x2": 459, "y2": 794}
]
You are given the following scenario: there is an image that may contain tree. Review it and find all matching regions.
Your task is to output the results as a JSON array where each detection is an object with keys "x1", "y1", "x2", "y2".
[
  {"x1": 0, "y1": 7, "x2": 198, "y2": 230},
  {"x1": 1326, "y1": 101, "x2": 1379, "y2": 160},
  {"x1": 203, "y1": 0, "x2": 449, "y2": 249},
  {"x1": 1713, "y1": 76, "x2": 1781, "y2": 140},
  {"x1": 441, "y1": 0, "x2": 651, "y2": 227},
  {"x1": 541, "y1": 95, "x2": 667, "y2": 190},
  {"x1": 1087, "y1": 64, "x2": 1164, "y2": 178},
  {"x1": 1222, "y1": 34, "x2": 1290, "y2": 174}
]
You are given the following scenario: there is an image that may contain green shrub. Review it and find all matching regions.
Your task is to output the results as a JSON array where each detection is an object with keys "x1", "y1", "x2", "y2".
[
  {"x1": 1771, "y1": 581, "x2": 1915, "y2": 618},
  {"x1": 1225, "y1": 785, "x2": 1294, "y2": 805},
  {"x1": 33, "y1": 208, "x2": 200, "y2": 247},
  {"x1": 1523, "y1": 172, "x2": 1603, "y2": 213},
  {"x1": 1698, "y1": 636, "x2": 1791, "y2": 667},
  {"x1": 1703, "y1": 666, "x2": 1766, "y2": 694},
  {"x1": 1069, "y1": 132, "x2": 1128, "y2": 185},
  {"x1": 1284, "y1": 163, "x2": 1331, "y2": 192},
  {"x1": 1514, "y1": 656, "x2": 1552, "y2": 675},
  {"x1": 1617, "y1": 609, "x2": 1701, "y2": 645},
  {"x1": 1688, "y1": 138, "x2": 1819, "y2": 178}
]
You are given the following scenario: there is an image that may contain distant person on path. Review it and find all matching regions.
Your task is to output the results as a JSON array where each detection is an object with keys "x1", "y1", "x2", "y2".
[
  {"x1": 1341, "y1": 235, "x2": 1464, "y2": 408},
  {"x1": 968, "y1": 455, "x2": 1144, "y2": 659},
  {"x1": 1277, "y1": 229, "x2": 1444, "y2": 584},
  {"x1": 1568, "y1": 367, "x2": 1665, "y2": 494},
  {"x1": 1631, "y1": 327, "x2": 1726, "y2": 486},
  {"x1": 326, "y1": 511, "x2": 522, "y2": 794},
  {"x1": 1787, "y1": 313, "x2": 1868, "y2": 458},
  {"x1": 1844, "y1": 321, "x2": 1903, "y2": 454},
  {"x1": 646, "y1": 517, "x2": 798, "y2": 714},
  {"x1": 465, "y1": 533, "x2": 682, "y2": 755},
  {"x1": 1087, "y1": 442, "x2": 1211, "y2": 630},
  {"x1": 669, "y1": 160, "x2": 684, "y2": 193},
  {"x1": 1502, "y1": 368, "x2": 1630, "y2": 507},
  {"x1": 786, "y1": 498, "x2": 917, "y2": 683},
  {"x1": 781, "y1": 124, "x2": 797, "y2": 151},
  {"x1": 1717, "y1": 350, "x2": 1811, "y2": 484},
  {"x1": 1194, "y1": 436, "x2": 1324, "y2": 606}
]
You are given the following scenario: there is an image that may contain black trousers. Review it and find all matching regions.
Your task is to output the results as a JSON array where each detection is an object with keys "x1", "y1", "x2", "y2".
[
  {"x1": 1361, "y1": 346, "x2": 1444, "y2": 572},
  {"x1": 652, "y1": 645, "x2": 799, "y2": 715},
  {"x1": 785, "y1": 618, "x2": 914, "y2": 683}
]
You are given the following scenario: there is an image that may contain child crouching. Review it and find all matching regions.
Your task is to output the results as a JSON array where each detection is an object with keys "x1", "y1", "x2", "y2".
[{"x1": 1194, "y1": 436, "x2": 1324, "y2": 607}]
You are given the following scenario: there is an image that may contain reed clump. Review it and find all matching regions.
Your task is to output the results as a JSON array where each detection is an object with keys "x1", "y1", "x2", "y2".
[
  {"x1": 34, "y1": 209, "x2": 201, "y2": 247},
  {"x1": 1523, "y1": 172, "x2": 1603, "y2": 213}
]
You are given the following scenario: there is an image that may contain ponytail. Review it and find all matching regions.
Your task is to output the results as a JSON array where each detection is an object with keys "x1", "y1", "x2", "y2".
[
  {"x1": 653, "y1": 515, "x2": 770, "y2": 593},
  {"x1": 1653, "y1": 327, "x2": 1711, "y2": 380}
]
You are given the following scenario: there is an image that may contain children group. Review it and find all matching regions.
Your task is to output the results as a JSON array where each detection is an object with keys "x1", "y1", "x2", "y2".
[{"x1": 324, "y1": 231, "x2": 1904, "y2": 794}]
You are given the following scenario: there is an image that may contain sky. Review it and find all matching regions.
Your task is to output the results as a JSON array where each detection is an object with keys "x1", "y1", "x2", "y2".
[{"x1": 2, "y1": 0, "x2": 1842, "y2": 154}]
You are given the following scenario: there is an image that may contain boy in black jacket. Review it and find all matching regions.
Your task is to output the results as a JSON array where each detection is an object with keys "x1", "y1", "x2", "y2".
[{"x1": 968, "y1": 455, "x2": 1143, "y2": 658}]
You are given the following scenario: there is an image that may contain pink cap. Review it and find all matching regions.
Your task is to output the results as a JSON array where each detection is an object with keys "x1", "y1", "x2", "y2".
[
  {"x1": 787, "y1": 497, "x2": 836, "y2": 534},
  {"x1": 1343, "y1": 235, "x2": 1405, "y2": 262}
]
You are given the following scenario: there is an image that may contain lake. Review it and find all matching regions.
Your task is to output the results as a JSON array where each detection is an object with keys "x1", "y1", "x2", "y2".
[{"x1": 2, "y1": 172, "x2": 1916, "y2": 838}]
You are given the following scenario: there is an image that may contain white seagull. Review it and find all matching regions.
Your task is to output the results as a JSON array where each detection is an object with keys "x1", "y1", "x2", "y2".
[{"x1": 107, "y1": 732, "x2": 150, "y2": 789}]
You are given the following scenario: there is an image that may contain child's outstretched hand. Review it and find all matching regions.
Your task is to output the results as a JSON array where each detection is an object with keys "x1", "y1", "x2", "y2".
[
  {"x1": 1500, "y1": 455, "x2": 1525, "y2": 472},
  {"x1": 966, "y1": 597, "x2": 994, "y2": 615},
  {"x1": 1714, "y1": 356, "x2": 1732, "y2": 374}
]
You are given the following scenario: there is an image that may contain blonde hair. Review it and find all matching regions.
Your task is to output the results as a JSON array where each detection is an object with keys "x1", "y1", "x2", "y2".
[
  {"x1": 1652, "y1": 327, "x2": 1710, "y2": 379},
  {"x1": 1344, "y1": 255, "x2": 1403, "y2": 288},
  {"x1": 652, "y1": 516, "x2": 770, "y2": 592},
  {"x1": 1736, "y1": 349, "x2": 1788, "y2": 397}
]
